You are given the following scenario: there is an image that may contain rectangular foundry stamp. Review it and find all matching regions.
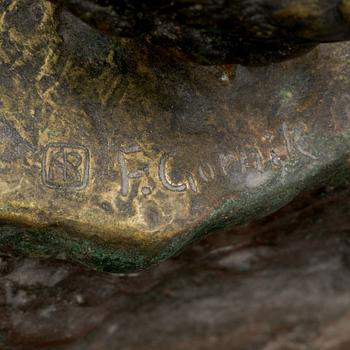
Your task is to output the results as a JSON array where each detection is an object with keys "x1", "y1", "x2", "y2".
[{"x1": 42, "y1": 143, "x2": 90, "y2": 190}]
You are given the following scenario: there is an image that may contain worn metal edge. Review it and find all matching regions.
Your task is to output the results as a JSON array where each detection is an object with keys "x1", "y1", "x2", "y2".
[{"x1": 0, "y1": 132, "x2": 349, "y2": 272}]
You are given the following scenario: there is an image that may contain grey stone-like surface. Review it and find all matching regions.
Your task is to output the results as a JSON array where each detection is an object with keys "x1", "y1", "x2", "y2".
[{"x1": 1, "y1": 185, "x2": 350, "y2": 349}]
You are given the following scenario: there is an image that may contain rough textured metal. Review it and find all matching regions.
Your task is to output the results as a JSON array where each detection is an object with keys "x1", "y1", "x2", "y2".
[{"x1": 0, "y1": 0, "x2": 349, "y2": 271}]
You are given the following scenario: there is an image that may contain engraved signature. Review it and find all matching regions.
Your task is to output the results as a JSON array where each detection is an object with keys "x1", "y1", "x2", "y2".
[{"x1": 41, "y1": 122, "x2": 319, "y2": 195}]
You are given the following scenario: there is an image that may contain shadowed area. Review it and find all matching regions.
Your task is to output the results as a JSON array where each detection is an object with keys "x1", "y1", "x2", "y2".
[{"x1": 55, "y1": 0, "x2": 350, "y2": 64}]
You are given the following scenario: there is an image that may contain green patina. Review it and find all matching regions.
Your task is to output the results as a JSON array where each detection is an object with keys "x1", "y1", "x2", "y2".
[
  {"x1": 1, "y1": 134, "x2": 348, "y2": 272},
  {"x1": 0, "y1": 1, "x2": 349, "y2": 273}
]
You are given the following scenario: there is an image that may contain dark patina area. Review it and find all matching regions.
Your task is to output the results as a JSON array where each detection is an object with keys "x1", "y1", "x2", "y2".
[{"x1": 55, "y1": 0, "x2": 350, "y2": 64}]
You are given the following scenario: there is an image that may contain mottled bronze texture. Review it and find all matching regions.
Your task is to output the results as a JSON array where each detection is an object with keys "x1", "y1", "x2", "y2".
[
  {"x1": 55, "y1": 0, "x2": 350, "y2": 64},
  {"x1": 0, "y1": 0, "x2": 349, "y2": 271}
]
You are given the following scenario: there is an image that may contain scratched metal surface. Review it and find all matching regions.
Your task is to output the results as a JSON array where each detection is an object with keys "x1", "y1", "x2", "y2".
[{"x1": 0, "y1": 0, "x2": 349, "y2": 271}]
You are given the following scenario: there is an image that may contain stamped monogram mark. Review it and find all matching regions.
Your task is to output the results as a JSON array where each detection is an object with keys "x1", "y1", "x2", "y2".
[{"x1": 42, "y1": 143, "x2": 90, "y2": 190}]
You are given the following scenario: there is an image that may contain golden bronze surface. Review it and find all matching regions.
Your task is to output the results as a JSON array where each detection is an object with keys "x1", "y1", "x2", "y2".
[{"x1": 0, "y1": 0, "x2": 349, "y2": 271}]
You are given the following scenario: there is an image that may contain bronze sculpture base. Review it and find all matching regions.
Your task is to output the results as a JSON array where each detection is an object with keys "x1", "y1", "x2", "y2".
[{"x1": 0, "y1": 1, "x2": 349, "y2": 271}]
